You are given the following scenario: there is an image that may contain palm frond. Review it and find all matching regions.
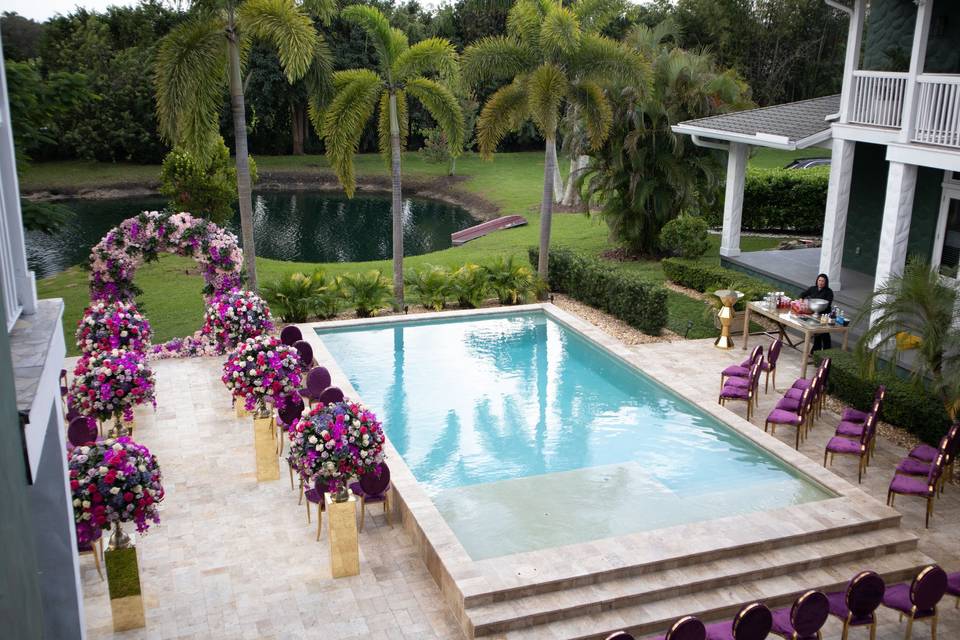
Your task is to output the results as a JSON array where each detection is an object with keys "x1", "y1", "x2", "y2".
[
  {"x1": 573, "y1": 0, "x2": 624, "y2": 33},
  {"x1": 239, "y1": 0, "x2": 317, "y2": 82},
  {"x1": 575, "y1": 33, "x2": 650, "y2": 91},
  {"x1": 299, "y1": 0, "x2": 337, "y2": 24},
  {"x1": 377, "y1": 89, "x2": 408, "y2": 161},
  {"x1": 568, "y1": 80, "x2": 612, "y2": 150},
  {"x1": 626, "y1": 18, "x2": 681, "y2": 56},
  {"x1": 405, "y1": 77, "x2": 465, "y2": 155},
  {"x1": 462, "y1": 36, "x2": 532, "y2": 87},
  {"x1": 154, "y1": 15, "x2": 228, "y2": 156},
  {"x1": 392, "y1": 37, "x2": 459, "y2": 84},
  {"x1": 320, "y1": 69, "x2": 383, "y2": 197},
  {"x1": 539, "y1": 6, "x2": 580, "y2": 60},
  {"x1": 476, "y1": 80, "x2": 529, "y2": 159},
  {"x1": 305, "y1": 36, "x2": 335, "y2": 132},
  {"x1": 527, "y1": 62, "x2": 567, "y2": 137},
  {"x1": 341, "y1": 5, "x2": 407, "y2": 71},
  {"x1": 507, "y1": 0, "x2": 546, "y2": 48}
]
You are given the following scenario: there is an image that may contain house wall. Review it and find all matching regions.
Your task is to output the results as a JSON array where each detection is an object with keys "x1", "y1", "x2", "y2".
[{"x1": 863, "y1": 0, "x2": 960, "y2": 73}]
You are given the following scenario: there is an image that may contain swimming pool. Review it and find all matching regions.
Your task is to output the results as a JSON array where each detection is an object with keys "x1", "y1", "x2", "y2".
[{"x1": 315, "y1": 311, "x2": 832, "y2": 560}]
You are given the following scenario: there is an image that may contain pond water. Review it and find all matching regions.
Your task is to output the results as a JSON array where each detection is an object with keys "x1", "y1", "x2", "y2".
[{"x1": 25, "y1": 191, "x2": 478, "y2": 279}]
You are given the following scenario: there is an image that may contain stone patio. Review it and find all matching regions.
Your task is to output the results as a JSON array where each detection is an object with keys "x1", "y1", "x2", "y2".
[{"x1": 77, "y1": 309, "x2": 959, "y2": 640}]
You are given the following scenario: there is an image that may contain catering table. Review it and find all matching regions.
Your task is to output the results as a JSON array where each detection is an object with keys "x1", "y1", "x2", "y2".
[{"x1": 741, "y1": 301, "x2": 849, "y2": 378}]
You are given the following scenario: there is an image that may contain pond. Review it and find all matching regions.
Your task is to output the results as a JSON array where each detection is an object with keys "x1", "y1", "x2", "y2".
[{"x1": 25, "y1": 191, "x2": 479, "y2": 279}]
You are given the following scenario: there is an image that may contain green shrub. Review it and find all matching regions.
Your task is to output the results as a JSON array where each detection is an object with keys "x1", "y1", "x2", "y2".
[
  {"x1": 659, "y1": 215, "x2": 710, "y2": 258},
  {"x1": 451, "y1": 264, "x2": 490, "y2": 309},
  {"x1": 483, "y1": 256, "x2": 541, "y2": 305},
  {"x1": 661, "y1": 258, "x2": 771, "y2": 310},
  {"x1": 704, "y1": 168, "x2": 828, "y2": 232},
  {"x1": 406, "y1": 265, "x2": 453, "y2": 311},
  {"x1": 813, "y1": 349, "x2": 952, "y2": 445},
  {"x1": 312, "y1": 285, "x2": 341, "y2": 320},
  {"x1": 338, "y1": 271, "x2": 393, "y2": 318},
  {"x1": 262, "y1": 270, "x2": 327, "y2": 323},
  {"x1": 529, "y1": 247, "x2": 668, "y2": 335}
]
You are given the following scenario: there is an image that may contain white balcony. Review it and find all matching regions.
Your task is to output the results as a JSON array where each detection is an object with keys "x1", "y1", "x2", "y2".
[
  {"x1": 850, "y1": 71, "x2": 908, "y2": 129},
  {"x1": 914, "y1": 75, "x2": 960, "y2": 148}
]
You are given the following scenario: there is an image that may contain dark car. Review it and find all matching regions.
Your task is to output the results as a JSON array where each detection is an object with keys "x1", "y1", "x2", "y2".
[{"x1": 784, "y1": 157, "x2": 831, "y2": 169}]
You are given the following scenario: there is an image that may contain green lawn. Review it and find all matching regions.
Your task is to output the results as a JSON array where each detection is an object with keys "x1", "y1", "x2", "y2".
[
  {"x1": 27, "y1": 152, "x2": 787, "y2": 354},
  {"x1": 748, "y1": 147, "x2": 832, "y2": 170}
]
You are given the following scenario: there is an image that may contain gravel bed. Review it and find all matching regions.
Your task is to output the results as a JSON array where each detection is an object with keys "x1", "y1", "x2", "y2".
[{"x1": 550, "y1": 294, "x2": 679, "y2": 344}]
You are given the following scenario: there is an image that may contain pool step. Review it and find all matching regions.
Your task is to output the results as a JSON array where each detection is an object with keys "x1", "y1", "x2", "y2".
[{"x1": 467, "y1": 526, "x2": 919, "y2": 636}]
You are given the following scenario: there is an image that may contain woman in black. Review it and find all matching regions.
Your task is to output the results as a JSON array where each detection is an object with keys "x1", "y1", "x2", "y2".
[{"x1": 799, "y1": 273, "x2": 834, "y2": 351}]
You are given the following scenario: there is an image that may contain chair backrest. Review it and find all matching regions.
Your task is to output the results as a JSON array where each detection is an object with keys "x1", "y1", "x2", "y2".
[
  {"x1": 67, "y1": 416, "x2": 97, "y2": 447},
  {"x1": 750, "y1": 344, "x2": 763, "y2": 365},
  {"x1": 845, "y1": 570, "x2": 885, "y2": 619},
  {"x1": 925, "y1": 453, "x2": 946, "y2": 488},
  {"x1": 942, "y1": 422, "x2": 960, "y2": 461},
  {"x1": 317, "y1": 386, "x2": 344, "y2": 406},
  {"x1": 293, "y1": 340, "x2": 314, "y2": 366},
  {"x1": 731, "y1": 602, "x2": 772, "y2": 640},
  {"x1": 790, "y1": 590, "x2": 829, "y2": 637},
  {"x1": 797, "y1": 387, "x2": 813, "y2": 418},
  {"x1": 306, "y1": 367, "x2": 332, "y2": 397},
  {"x1": 59, "y1": 368, "x2": 68, "y2": 397},
  {"x1": 280, "y1": 325, "x2": 303, "y2": 346},
  {"x1": 664, "y1": 615, "x2": 706, "y2": 640},
  {"x1": 767, "y1": 339, "x2": 782, "y2": 367},
  {"x1": 277, "y1": 396, "x2": 305, "y2": 427},
  {"x1": 873, "y1": 385, "x2": 886, "y2": 411},
  {"x1": 860, "y1": 413, "x2": 878, "y2": 447},
  {"x1": 909, "y1": 564, "x2": 948, "y2": 611},
  {"x1": 359, "y1": 463, "x2": 391, "y2": 496}
]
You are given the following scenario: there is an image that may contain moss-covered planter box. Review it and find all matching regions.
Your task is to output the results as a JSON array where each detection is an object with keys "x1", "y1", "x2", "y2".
[{"x1": 105, "y1": 545, "x2": 145, "y2": 631}]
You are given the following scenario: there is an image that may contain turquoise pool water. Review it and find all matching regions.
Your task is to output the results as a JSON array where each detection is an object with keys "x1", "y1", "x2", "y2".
[{"x1": 315, "y1": 312, "x2": 832, "y2": 559}]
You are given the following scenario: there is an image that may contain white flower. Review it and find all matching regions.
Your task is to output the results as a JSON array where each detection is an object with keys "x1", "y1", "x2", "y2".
[
  {"x1": 99, "y1": 466, "x2": 109, "y2": 475},
  {"x1": 308, "y1": 435, "x2": 318, "y2": 444},
  {"x1": 110, "y1": 487, "x2": 120, "y2": 494}
]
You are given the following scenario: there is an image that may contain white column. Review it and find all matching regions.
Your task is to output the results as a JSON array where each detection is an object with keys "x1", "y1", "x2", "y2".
[
  {"x1": 871, "y1": 161, "x2": 917, "y2": 329},
  {"x1": 720, "y1": 142, "x2": 748, "y2": 258},
  {"x1": 819, "y1": 139, "x2": 856, "y2": 290},
  {"x1": 900, "y1": 0, "x2": 932, "y2": 143},
  {"x1": 838, "y1": 0, "x2": 866, "y2": 124}
]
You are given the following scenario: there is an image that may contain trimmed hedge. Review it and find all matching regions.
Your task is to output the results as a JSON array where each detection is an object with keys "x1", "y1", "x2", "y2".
[
  {"x1": 813, "y1": 349, "x2": 952, "y2": 446},
  {"x1": 704, "y1": 168, "x2": 828, "y2": 233},
  {"x1": 661, "y1": 258, "x2": 771, "y2": 310},
  {"x1": 529, "y1": 247, "x2": 668, "y2": 335}
]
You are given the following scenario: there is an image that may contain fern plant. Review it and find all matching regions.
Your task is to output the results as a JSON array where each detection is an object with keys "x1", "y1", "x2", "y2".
[
  {"x1": 406, "y1": 265, "x2": 453, "y2": 311},
  {"x1": 451, "y1": 263, "x2": 490, "y2": 308},
  {"x1": 262, "y1": 270, "x2": 327, "y2": 322},
  {"x1": 339, "y1": 271, "x2": 394, "y2": 318},
  {"x1": 484, "y1": 256, "x2": 540, "y2": 305}
]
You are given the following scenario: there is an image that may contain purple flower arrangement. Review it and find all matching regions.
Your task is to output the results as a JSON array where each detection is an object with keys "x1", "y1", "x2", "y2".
[
  {"x1": 68, "y1": 348, "x2": 157, "y2": 424},
  {"x1": 221, "y1": 335, "x2": 304, "y2": 412},
  {"x1": 68, "y1": 437, "x2": 165, "y2": 545},
  {"x1": 288, "y1": 401, "x2": 386, "y2": 494},
  {"x1": 202, "y1": 289, "x2": 274, "y2": 354},
  {"x1": 75, "y1": 300, "x2": 153, "y2": 355}
]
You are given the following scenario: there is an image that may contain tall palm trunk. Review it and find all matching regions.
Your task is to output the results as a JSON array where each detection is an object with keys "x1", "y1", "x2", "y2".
[
  {"x1": 227, "y1": 10, "x2": 258, "y2": 290},
  {"x1": 389, "y1": 91, "x2": 404, "y2": 308},
  {"x1": 538, "y1": 138, "x2": 557, "y2": 278}
]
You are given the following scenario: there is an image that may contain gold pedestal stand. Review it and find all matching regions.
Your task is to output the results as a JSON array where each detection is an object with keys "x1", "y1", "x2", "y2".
[
  {"x1": 325, "y1": 491, "x2": 360, "y2": 578},
  {"x1": 252, "y1": 414, "x2": 280, "y2": 481},
  {"x1": 104, "y1": 524, "x2": 146, "y2": 631},
  {"x1": 714, "y1": 289, "x2": 744, "y2": 350},
  {"x1": 234, "y1": 402, "x2": 248, "y2": 418}
]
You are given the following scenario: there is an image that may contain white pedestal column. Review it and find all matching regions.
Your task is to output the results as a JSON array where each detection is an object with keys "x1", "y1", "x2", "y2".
[
  {"x1": 870, "y1": 161, "x2": 917, "y2": 330},
  {"x1": 819, "y1": 138, "x2": 856, "y2": 290},
  {"x1": 720, "y1": 142, "x2": 748, "y2": 258}
]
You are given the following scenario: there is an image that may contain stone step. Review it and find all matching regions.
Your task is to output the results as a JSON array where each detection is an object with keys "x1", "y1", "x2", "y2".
[
  {"x1": 497, "y1": 548, "x2": 931, "y2": 640},
  {"x1": 469, "y1": 527, "x2": 918, "y2": 636}
]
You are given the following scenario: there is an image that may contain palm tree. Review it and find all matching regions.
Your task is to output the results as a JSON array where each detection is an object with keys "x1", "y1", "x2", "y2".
[
  {"x1": 317, "y1": 5, "x2": 464, "y2": 309},
  {"x1": 155, "y1": 0, "x2": 332, "y2": 290},
  {"x1": 462, "y1": 0, "x2": 649, "y2": 278},
  {"x1": 855, "y1": 259, "x2": 960, "y2": 419}
]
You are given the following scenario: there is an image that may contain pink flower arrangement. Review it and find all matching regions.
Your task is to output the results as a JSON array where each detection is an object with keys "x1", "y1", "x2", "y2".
[
  {"x1": 68, "y1": 348, "x2": 157, "y2": 423},
  {"x1": 288, "y1": 400, "x2": 386, "y2": 493},
  {"x1": 221, "y1": 335, "x2": 304, "y2": 412},
  {"x1": 68, "y1": 437, "x2": 164, "y2": 545},
  {"x1": 202, "y1": 289, "x2": 274, "y2": 354},
  {"x1": 75, "y1": 300, "x2": 153, "y2": 355}
]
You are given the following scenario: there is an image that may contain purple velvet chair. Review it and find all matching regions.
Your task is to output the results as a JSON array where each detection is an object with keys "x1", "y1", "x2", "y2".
[
  {"x1": 350, "y1": 463, "x2": 392, "y2": 532},
  {"x1": 276, "y1": 396, "x2": 305, "y2": 477},
  {"x1": 826, "y1": 570, "x2": 885, "y2": 640},
  {"x1": 299, "y1": 366, "x2": 332, "y2": 406},
  {"x1": 894, "y1": 428, "x2": 956, "y2": 495},
  {"x1": 280, "y1": 325, "x2": 303, "y2": 346},
  {"x1": 834, "y1": 397, "x2": 881, "y2": 440},
  {"x1": 649, "y1": 615, "x2": 706, "y2": 640},
  {"x1": 824, "y1": 413, "x2": 876, "y2": 483},
  {"x1": 59, "y1": 368, "x2": 69, "y2": 409},
  {"x1": 293, "y1": 339, "x2": 314, "y2": 367},
  {"x1": 720, "y1": 345, "x2": 763, "y2": 391},
  {"x1": 770, "y1": 590, "x2": 829, "y2": 640},
  {"x1": 317, "y1": 386, "x2": 345, "y2": 406},
  {"x1": 761, "y1": 339, "x2": 783, "y2": 393},
  {"x1": 790, "y1": 358, "x2": 830, "y2": 419},
  {"x1": 765, "y1": 387, "x2": 812, "y2": 450},
  {"x1": 303, "y1": 477, "x2": 327, "y2": 541},
  {"x1": 719, "y1": 361, "x2": 762, "y2": 421},
  {"x1": 842, "y1": 386, "x2": 886, "y2": 424},
  {"x1": 704, "y1": 602, "x2": 772, "y2": 640},
  {"x1": 946, "y1": 571, "x2": 959, "y2": 609},
  {"x1": 881, "y1": 564, "x2": 948, "y2": 640},
  {"x1": 887, "y1": 453, "x2": 945, "y2": 528},
  {"x1": 67, "y1": 416, "x2": 99, "y2": 448}
]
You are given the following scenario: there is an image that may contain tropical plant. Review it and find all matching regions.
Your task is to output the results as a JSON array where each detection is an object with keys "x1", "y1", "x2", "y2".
[
  {"x1": 462, "y1": 0, "x2": 648, "y2": 278},
  {"x1": 451, "y1": 263, "x2": 490, "y2": 308},
  {"x1": 262, "y1": 270, "x2": 327, "y2": 323},
  {"x1": 854, "y1": 259, "x2": 960, "y2": 420},
  {"x1": 154, "y1": 0, "x2": 331, "y2": 289},
  {"x1": 659, "y1": 214, "x2": 710, "y2": 258},
  {"x1": 483, "y1": 256, "x2": 540, "y2": 305},
  {"x1": 338, "y1": 270, "x2": 394, "y2": 318},
  {"x1": 160, "y1": 137, "x2": 256, "y2": 225},
  {"x1": 316, "y1": 5, "x2": 464, "y2": 308},
  {"x1": 581, "y1": 20, "x2": 750, "y2": 256},
  {"x1": 405, "y1": 265, "x2": 453, "y2": 311}
]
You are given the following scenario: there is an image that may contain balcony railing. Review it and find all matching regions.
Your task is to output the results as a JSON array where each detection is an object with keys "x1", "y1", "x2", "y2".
[
  {"x1": 850, "y1": 70, "x2": 908, "y2": 129},
  {"x1": 914, "y1": 75, "x2": 960, "y2": 148}
]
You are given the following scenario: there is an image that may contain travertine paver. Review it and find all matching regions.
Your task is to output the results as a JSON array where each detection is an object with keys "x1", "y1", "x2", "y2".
[{"x1": 78, "y1": 321, "x2": 960, "y2": 639}]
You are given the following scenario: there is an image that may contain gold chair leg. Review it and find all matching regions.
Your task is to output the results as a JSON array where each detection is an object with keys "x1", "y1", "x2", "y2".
[
  {"x1": 931, "y1": 612, "x2": 938, "y2": 640},
  {"x1": 905, "y1": 616, "x2": 913, "y2": 640},
  {"x1": 359, "y1": 496, "x2": 366, "y2": 533},
  {"x1": 869, "y1": 622, "x2": 876, "y2": 640},
  {"x1": 316, "y1": 507, "x2": 322, "y2": 541},
  {"x1": 93, "y1": 538, "x2": 104, "y2": 580},
  {"x1": 306, "y1": 500, "x2": 311, "y2": 524},
  {"x1": 840, "y1": 621, "x2": 849, "y2": 640}
]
